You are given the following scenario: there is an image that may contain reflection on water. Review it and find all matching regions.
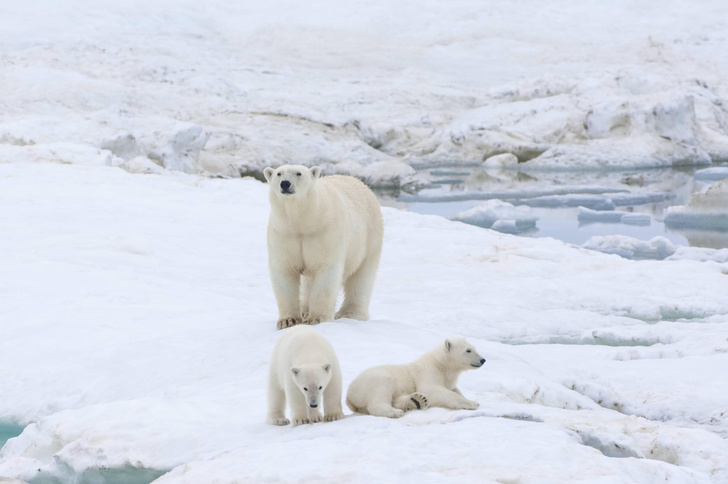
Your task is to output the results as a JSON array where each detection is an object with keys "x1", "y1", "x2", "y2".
[{"x1": 375, "y1": 164, "x2": 728, "y2": 249}]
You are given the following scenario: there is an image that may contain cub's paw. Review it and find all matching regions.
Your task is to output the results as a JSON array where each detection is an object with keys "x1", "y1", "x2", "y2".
[
  {"x1": 276, "y1": 317, "x2": 302, "y2": 330},
  {"x1": 309, "y1": 410, "x2": 323, "y2": 423},
  {"x1": 292, "y1": 416, "x2": 311, "y2": 426},
  {"x1": 266, "y1": 417, "x2": 290, "y2": 426},
  {"x1": 460, "y1": 400, "x2": 479, "y2": 410},
  {"x1": 324, "y1": 412, "x2": 345, "y2": 422},
  {"x1": 304, "y1": 316, "x2": 322, "y2": 326},
  {"x1": 404, "y1": 393, "x2": 429, "y2": 412}
]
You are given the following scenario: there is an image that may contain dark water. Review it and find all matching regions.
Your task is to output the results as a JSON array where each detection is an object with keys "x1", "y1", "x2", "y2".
[{"x1": 375, "y1": 164, "x2": 728, "y2": 249}]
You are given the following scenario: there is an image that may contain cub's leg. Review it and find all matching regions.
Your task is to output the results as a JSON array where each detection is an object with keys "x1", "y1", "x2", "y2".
[
  {"x1": 394, "y1": 393, "x2": 429, "y2": 412},
  {"x1": 323, "y1": 366, "x2": 345, "y2": 422},
  {"x1": 266, "y1": 367, "x2": 289, "y2": 425},
  {"x1": 420, "y1": 387, "x2": 479, "y2": 410},
  {"x1": 286, "y1": 379, "x2": 312, "y2": 425}
]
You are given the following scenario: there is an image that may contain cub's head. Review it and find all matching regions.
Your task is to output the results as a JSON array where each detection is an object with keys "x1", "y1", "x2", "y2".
[
  {"x1": 264, "y1": 164, "x2": 321, "y2": 199},
  {"x1": 443, "y1": 338, "x2": 486, "y2": 371},
  {"x1": 290, "y1": 363, "x2": 333, "y2": 409}
]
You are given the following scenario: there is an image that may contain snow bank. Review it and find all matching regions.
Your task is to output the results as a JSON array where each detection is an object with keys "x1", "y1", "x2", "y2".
[
  {"x1": 452, "y1": 200, "x2": 538, "y2": 233},
  {"x1": 2, "y1": 0, "x2": 728, "y2": 185}
]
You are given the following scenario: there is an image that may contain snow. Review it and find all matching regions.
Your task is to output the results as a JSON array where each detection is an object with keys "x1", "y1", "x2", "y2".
[
  {"x1": 1, "y1": 163, "x2": 728, "y2": 483},
  {"x1": 1, "y1": 0, "x2": 728, "y2": 482},
  {"x1": 452, "y1": 200, "x2": 538, "y2": 233},
  {"x1": 2, "y1": 0, "x2": 728, "y2": 185}
]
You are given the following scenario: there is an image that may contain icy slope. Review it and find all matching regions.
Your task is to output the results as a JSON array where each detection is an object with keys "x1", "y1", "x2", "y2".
[
  {"x1": 1, "y1": 0, "x2": 728, "y2": 186},
  {"x1": 0, "y1": 163, "x2": 727, "y2": 483}
]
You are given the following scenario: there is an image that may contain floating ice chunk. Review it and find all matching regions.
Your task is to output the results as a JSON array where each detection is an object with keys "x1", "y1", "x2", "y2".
[
  {"x1": 577, "y1": 207, "x2": 652, "y2": 225},
  {"x1": 668, "y1": 247, "x2": 728, "y2": 263},
  {"x1": 620, "y1": 213, "x2": 651, "y2": 226},
  {"x1": 694, "y1": 167, "x2": 728, "y2": 182},
  {"x1": 582, "y1": 235, "x2": 676, "y2": 260},
  {"x1": 452, "y1": 200, "x2": 538, "y2": 234},
  {"x1": 491, "y1": 219, "x2": 519, "y2": 234},
  {"x1": 577, "y1": 207, "x2": 624, "y2": 223},
  {"x1": 664, "y1": 179, "x2": 728, "y2": 230},
  {"x1": 517, "y1": 194, "x2": 617, "y2": 210},
  {"x1": 483, "y1": 153, "x2": 518, "y2": 169}
]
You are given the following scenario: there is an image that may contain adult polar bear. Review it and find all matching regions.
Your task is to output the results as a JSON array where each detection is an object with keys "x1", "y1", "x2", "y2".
[
  {"x1": 264, "y1": 164, "x2": 383, "y2": 330},
  {"x1": 346, "y1": 338, "x2": 486, "y2": 418}
]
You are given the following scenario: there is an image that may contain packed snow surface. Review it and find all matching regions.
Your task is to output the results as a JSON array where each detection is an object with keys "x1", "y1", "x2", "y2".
[{"x1": 1, "y1": 163, "x2": 728, "y2": 483}]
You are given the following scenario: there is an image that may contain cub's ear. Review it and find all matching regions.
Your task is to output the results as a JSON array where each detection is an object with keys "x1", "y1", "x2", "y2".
[
  {"x1": 445, "y1": 340, "x2": 452, "y2": 352},
  {"x1": 310, "y1": 166, "x2": 321, "y2": 179},
  {"x1": 290, "y1": 367, "x2": 300, "y2": 376},
  {"x1": 322, "y1": 363, "x2": 331, "y2": 373},
  {"x1": 264, "y1": 167, "x2": 275, "y2": 182}
]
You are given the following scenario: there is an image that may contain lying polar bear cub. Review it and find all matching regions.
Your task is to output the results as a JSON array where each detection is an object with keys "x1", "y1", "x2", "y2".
[
  {"x1": 346, "y1": 338, "x2": 485, "y2": 418},
  {"x1": 267, "y1": 326, "x2": 345, "y2": 426}
]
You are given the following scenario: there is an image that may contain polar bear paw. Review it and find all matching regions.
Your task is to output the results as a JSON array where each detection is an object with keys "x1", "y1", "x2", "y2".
[
  {"x1": 309, "y1": 409, "x2": 323, "y2": 423},
  {"x1": 405, "y1": 393, "x2": 429, "y2": 412},
  {"x1": 324, "y1": 412, "x2": 345, "y2": 422},
  {"x1": 292, "y1": 416, "x2": 312, "y2": 426},
  {"x1": 276, "y1": 317, "x2": 303, "y2": 330},
  {"x1": 267, "y1": 417, "x2": 290, "y2": 426},
  {"x1": 303, "y1": 316, "x2": 322, "y2": 326},
  {"x1": 460, "y1": 399, "x2": 479, "y2": 410}
]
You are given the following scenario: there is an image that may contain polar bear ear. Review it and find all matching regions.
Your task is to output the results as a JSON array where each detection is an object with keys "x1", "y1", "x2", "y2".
[
  {"x1": 322, "y1": 363, "x2": 331, "y2": 373},
  {"x1": 290, "y1": 367, "x2": 300, "y2": 376},
  {"x1": 264, "y1": 167, "x2": 275, "y2": 182},
  {"x1": 445, "y1": 340, "x2": 452, "y2": 352},
  {"x1": 310, "y1": 166, "x2": 321, "y2": 179}
]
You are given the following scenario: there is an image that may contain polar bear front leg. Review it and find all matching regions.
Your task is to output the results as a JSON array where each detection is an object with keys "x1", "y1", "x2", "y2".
[
  {"x1": 270, "y1": 268, "x2": 303, "y2": 329},
  {"x1": 421, "y1": 387, "x2": 479, "y2": 410},
  {"x1": 266, "y1": 381, "x2": 289, "y2": 426},
  {"x1": 323, "y1": 367, "x2": 345, "y2": 422},
  {"x1": 286, "y1": 379, "x2": 312, "y2": 425},
  {"x1": 304, "y1": 263, "x2": 343, "y2": 324}
]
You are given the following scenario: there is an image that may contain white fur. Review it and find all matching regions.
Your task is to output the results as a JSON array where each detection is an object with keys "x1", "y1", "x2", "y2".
[
  {"x1": 346, "y1": 338, "x2": 485, "y2": 418},
  {"x1": 264, "y1": 164, "x2": 383, "y2": 330},
  {"x1": 266, "y1": 326, "x2": 345, "y2": 426}
]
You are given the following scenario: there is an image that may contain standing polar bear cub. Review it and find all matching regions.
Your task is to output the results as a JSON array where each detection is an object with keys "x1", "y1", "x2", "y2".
[
  {"x1": 264, "y1": 164, "x2": 383, "y2": 330},
  {"x1": 346, "y1": 338, "x2": 485, "y2": 418},
  {"x1": 267, "y1": 326, "x2": 345, "y2": 426}
]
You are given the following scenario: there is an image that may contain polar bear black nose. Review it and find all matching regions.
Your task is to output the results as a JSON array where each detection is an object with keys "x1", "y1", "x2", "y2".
[
  {"x1": 280, "y1": 180, "x2": 291, "y2": 190},
  {"x1": 310, "y1": 403, "x2": 318, "y2": 408},
  {"x1": 480, "y1": 358, "x2": 486, "y2": 364}
]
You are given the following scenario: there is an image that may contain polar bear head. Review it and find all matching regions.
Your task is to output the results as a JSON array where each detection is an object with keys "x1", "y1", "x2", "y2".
[
  {"x1": 290, "y1": 363, "x2": 333, "y2": 408},
  {"x1": 264, "y1": 164, "x2": 321, "y2": 199},
  {"x1": 444, "y1": 338, "x2": 486, "y2": 371}
]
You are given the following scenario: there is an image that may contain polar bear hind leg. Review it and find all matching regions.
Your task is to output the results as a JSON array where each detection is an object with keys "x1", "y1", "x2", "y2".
[
  {"x1": 394, "y1": 392, "x2": 429, "y2": 412},
  {"x1": 336, "y1": 255, "x2": 380, "y2": 320}
]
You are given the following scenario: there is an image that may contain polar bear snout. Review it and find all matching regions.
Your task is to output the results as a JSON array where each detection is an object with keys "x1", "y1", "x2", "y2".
[
  {"x1": 472, "y1": 358, "x2": 486, "y2": 368},
  {"x1": 309, "y1": 403, "x2": 318, "y2": 408},
  {"x1": 279, "y1": 180, "x2": 293, "y2": 194}
]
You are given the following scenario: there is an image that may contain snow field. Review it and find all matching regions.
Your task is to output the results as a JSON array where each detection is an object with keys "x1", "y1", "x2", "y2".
[{"x1": 1, "y1": 163, "x2": 727, "y2": 482}]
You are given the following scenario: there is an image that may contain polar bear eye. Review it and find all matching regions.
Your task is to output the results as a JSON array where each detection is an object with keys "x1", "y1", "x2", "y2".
[
  {"x1": 277, "y1": 172, "x2": 281, "y2": 176},
  {"x1": 296, "y1": 172, "x2": 302, "y2": 176},
  {"x1": 466, "y1": 349, "x2": 472, "y2": 353},
  {"x1": 318, "y1": 386, "x2": 322, "y2": 390},
  {"x1": 303, "y1": 387, "x2": 308, "y2": 391}
]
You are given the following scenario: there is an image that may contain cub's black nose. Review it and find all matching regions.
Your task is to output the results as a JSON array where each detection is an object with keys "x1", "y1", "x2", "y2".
[
  {"x1": 480, "y1": 358, "x2": 486, "y2": 364},
  {"x1": 309, "y1": 403, "x2": 318, "y2": 408},
  {"x1": 280, "y1": 180, "x2": 291, "y2": 190}
]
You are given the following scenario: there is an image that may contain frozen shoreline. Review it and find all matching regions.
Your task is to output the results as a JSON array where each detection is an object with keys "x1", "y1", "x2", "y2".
[{"x1": 1, "y1": 0, "x2": 727, "y2": 187}]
